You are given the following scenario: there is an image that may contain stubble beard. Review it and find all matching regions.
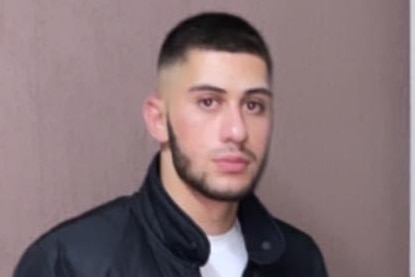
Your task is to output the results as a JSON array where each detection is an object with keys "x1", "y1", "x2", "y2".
[{"x1": 167, "y1": 118, "x2": 267, "y2": 202}]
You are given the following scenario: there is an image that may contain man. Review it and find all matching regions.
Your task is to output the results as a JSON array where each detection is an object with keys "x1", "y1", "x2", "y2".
[{"x1": 14, "y1": 12, "x2": 328, "y2": 277}]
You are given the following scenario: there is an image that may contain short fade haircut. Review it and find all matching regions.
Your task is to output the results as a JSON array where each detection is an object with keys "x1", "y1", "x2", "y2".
[{"x1": 157, "y1": 12, "x2": 272, "y2": 75}]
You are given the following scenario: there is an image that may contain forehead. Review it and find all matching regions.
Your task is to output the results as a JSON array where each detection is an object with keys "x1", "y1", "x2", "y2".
[{"x1": 158, "y1": 49, "x2": 270, "y2": 95}]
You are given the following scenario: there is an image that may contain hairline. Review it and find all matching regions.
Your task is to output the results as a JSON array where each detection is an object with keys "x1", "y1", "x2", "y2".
[{"x1": 157, "y1": 47, "x2": 273, "y2": 80}]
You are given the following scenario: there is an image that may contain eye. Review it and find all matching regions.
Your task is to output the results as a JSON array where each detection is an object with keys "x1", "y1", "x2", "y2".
[
  {"x1": 197, "y1": 97, "x2": 220, "y2": 111},
  {"x1": 245, "y1": 100, "x2": 265, "y2": 114}
]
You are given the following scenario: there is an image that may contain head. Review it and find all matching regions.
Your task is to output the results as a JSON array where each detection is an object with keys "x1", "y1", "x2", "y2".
[
  {"x1": 157, "y1": 12, "x2": 272, "y2": 76},
  {"x1": 144, "y1": 12, "x2": 273, "y2": 202}
]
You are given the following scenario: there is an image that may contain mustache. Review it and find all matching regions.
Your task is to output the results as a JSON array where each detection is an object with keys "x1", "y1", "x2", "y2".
[{"x1": 211, "y1": 146, "x2": 257, "y2": 161}]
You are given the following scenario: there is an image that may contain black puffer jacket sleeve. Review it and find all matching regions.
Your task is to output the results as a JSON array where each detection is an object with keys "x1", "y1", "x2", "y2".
[{"x1": 14, "y1": 243, "x2": 56, "y2": 277}]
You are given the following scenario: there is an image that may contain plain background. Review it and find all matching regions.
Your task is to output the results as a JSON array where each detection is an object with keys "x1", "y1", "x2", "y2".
[{"x1": 0, "y1": 1, "x2": 409, "y2": 276}]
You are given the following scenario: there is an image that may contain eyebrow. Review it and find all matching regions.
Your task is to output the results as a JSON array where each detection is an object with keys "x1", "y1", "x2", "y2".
[{"x1": 188, "y1": 84, "x2": 273, "y2": 98}]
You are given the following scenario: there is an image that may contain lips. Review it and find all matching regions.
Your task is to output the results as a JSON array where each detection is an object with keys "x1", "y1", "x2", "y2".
[{"x1": 212, "y1": 156, "x2": 250, "y2": 173}]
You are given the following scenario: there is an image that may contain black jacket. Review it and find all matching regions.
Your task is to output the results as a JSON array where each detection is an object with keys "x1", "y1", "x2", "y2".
[{"x1": 14, "y1": 156, "x2": 329, "y2": 277}]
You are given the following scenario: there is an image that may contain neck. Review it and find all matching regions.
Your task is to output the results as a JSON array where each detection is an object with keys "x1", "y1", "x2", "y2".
[{"x1": 160, "y1": 151, "x2": 239, "y2": 235}]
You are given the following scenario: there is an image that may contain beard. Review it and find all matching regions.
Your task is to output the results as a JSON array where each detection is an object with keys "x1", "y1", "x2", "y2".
[{"x1": 167, "y1": 118, "x2": 267, "y2": 202}]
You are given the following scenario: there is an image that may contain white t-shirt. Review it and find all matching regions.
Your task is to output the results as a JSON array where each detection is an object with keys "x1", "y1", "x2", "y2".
[{"x1": 200, "y1": 221, "x2": 248, "y2": 277}]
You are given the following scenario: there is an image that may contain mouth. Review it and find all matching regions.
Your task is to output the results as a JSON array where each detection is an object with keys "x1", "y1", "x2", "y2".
[{"x1": 212, "y1": 155, "x2": 250, "y2": 173}]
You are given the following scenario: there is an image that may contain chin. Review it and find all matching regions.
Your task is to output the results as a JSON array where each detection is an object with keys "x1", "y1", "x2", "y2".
[
  {"x1": 201, "y1": 179, "x2": 255, "y2": 202},
  {"x1": 203, "y1": 187, "x2": 253, "y2": 202}
]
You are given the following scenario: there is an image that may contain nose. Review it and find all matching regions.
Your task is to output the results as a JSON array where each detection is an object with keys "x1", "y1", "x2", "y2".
[{"x1": 220, "y1": 106, "x2": 248, "y2": 144}]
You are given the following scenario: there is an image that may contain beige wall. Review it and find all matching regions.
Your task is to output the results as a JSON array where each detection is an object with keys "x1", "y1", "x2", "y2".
[{"x1": 0, "y1": 1, "x2": 408, "y2": 276}]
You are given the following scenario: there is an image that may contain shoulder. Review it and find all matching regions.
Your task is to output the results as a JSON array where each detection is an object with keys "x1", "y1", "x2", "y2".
[
  {"x1": 274, "y1": 217, "x2": 319, "y2": 250},
  {"x1": 14, "y1": 196, "x2": 135, "y2": 276},
  {"x1": 39, "y1": 196, "x2": 131, "y2": 248},
  {"x1": 273, "y1": 217, "x2": 328, "y2": 275}
]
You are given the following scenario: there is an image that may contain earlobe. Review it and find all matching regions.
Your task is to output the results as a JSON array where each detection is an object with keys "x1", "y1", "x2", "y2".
[{"x1": 142, "y1": 95, "x2": 168, "y2": 143}]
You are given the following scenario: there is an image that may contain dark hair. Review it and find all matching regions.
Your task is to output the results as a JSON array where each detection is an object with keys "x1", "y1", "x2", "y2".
[{"x1": 157, "y1": 12, "x2": 272, "y2": 75}]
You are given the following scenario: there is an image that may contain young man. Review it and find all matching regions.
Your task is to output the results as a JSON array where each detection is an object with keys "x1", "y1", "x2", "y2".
[{"x1": 14, "y1": 12, "x2": 328, "y2": 277}]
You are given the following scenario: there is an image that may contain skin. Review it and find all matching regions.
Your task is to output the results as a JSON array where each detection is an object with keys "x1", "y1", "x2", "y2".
[{"x1": 143, "y1": 49, "x2": 272, "y2": 235}]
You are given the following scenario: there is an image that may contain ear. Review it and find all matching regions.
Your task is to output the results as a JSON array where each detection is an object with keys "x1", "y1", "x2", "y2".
[{"x1": 142, "y1": 95, "x2": 168, "y2": 143}]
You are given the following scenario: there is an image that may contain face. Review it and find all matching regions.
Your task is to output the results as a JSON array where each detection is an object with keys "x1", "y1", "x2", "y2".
[{"x1": 159, "y1": 50, "x2": 272, "y2": 202}]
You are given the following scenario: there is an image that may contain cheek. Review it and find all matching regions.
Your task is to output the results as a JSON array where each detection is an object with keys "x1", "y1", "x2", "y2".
[
  {"x1": 247, "y1": 119, "x2": 271, "y2": 152},
  {"x1": 171, "y1": 111, "x2": 213, "y2": 152}
]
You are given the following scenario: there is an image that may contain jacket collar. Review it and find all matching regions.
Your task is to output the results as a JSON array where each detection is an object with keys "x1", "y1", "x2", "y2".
[{"x1": 132, "y1": 154, "x2": 285, "y2": 266}]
